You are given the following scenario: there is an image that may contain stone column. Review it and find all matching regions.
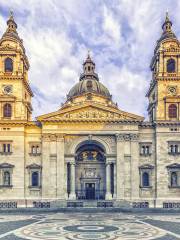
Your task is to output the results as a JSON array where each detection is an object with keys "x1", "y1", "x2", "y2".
[
  {"x1": 56, "y1": 134, "x2": 65, "y2": 199},
  {"x1": 69, "y1": 161, "x2": 76, "y2": 200},
  {"x1": 105, "y1": 162, "x2": 112, "y2": 200},
  {"x1": 130, "y1": 134, "x2": 139, "y2": 200},
  {"x1": 42, "y1": 134, "x2": 50, "y2": 198},
  {"x1": 116, "y1": 134, "x2": 125, "y2": 199},
  {"x1": 113, "y1": 162, "x2": 117, "y2": 199}
]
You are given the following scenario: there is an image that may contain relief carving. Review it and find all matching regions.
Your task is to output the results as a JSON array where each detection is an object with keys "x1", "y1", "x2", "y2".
[{"x1": 116, "y1": 133, "x2": 139, "y2": 142}]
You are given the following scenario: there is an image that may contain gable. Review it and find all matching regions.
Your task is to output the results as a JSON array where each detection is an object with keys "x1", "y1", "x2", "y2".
[{"x1": 37, "y1": 103, "x2": 144, "y2": 122}]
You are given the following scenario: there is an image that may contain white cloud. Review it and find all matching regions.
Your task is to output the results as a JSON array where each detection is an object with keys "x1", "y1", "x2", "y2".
[{"x1": 102, "y1": 5, "x2": 122, "y2": 46}]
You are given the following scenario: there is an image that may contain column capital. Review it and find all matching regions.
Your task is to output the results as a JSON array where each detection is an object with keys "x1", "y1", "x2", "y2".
[
  {"x1": 56, "y1": 134, "x2": 65, "y2": 142},
  {"x1": 130, "y1": 133, "x2": 139, "y2": 142},
  {"x1": 106, "y1": 162, "x2": 111, "y2": 166},
  {"x1": 42, "y1": 134, "x2": 57, "y2": 142},
  {"x1": 66, "y1": 159, "x2": 75, "y2": 165},
  {"x1": 116, "y1": 134, "x2": 124, "y2": 142},
  {"x1": 42, "y1": 134, "x2": 51, "y2": 142}
]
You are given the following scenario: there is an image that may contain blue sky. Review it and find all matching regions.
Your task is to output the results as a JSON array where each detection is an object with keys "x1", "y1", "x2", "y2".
[{"x1": 0, "y1": 0, "x2": 180, "y2": 119}]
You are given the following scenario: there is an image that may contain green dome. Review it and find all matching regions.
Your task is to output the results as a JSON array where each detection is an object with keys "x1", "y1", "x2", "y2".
[
  {"x1": 67, "y1": 78, "x2": 111, "y2": 99},
  {"x1": 67, "y1": 53, "x2": 111, "y2": 100}
]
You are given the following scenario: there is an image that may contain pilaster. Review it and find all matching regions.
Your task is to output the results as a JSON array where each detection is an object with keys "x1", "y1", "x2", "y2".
[
  {"x1": 116, "y1": 134, "x2": 125, "y2": 199},
  {"x1": 130, "y1": 133, "x2": 139, "y2": 199},
  {"x1": 56, "y1": 134, "x2": 65, "y2": 199},
  {"x1": 42, "y1": 134, "x2": 50, "y2": 198}
]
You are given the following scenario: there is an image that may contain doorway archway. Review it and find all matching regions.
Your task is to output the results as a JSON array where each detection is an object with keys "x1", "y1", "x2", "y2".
[{"x1": 75, "y1": 140, "x2": 106, "y2": 200}]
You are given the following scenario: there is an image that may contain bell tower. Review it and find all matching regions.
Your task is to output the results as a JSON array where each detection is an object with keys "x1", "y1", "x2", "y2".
[
  {"x1": 0, "y1": 12, "x2": 33, "y2": 121},
  {"x1": 147, "y1": 13, "x2": 180, "y2": 122}
]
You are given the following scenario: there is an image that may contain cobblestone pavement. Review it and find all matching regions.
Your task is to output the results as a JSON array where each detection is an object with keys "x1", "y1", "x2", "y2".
[{"x1": 0, "y1": 212, "x2": 179, "y2": 240}]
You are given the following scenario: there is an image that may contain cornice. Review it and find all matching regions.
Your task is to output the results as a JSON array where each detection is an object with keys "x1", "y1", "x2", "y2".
[
  {"x1": 0, "y1": 120, "x2": 41, "y2": 127},
  {"x1": 153, "y1": 121, "x2": 180, "y2": 126},
  {"x1": 40, "y1": 119, "x2": 143, "y2": 124},
  {"x1": 139, "y1": 121, "x2": 154, "y2": 128}
]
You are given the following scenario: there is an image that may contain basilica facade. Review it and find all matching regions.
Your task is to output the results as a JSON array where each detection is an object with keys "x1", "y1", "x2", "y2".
[{"x1": 0, "y1": 12, "x2": 180, "y2": 209}]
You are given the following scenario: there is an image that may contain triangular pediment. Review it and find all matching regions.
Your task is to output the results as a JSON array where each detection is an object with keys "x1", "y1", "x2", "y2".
[{"x1": 37, "y1": 103, "x2": 144, "y2": 122}]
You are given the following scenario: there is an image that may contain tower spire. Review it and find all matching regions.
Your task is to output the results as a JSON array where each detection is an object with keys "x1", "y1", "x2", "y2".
[
  {"x1": 162, "y1": 11, "x2": 172, "y2": 33},
  {"x1": 6, "y1": 10, "x2": 17, "y2": 33}
]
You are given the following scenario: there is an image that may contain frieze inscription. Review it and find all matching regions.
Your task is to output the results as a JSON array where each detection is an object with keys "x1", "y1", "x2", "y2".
[{"x1": 61, "y1": 111, "x2": 126, "y2": 120}]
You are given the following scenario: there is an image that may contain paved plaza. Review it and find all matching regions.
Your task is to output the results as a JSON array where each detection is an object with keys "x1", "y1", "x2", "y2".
[{"x1": 0, "y1": 212, "x2": 179, "y2": 239}]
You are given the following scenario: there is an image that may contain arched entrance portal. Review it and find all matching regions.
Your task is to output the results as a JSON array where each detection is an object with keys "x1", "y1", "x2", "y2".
[{"x1": 75, "y1": 140, "x2": 106, "y2": 200}]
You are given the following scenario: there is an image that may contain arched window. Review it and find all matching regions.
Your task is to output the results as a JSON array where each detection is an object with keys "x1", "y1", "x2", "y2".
[
  {"x1": 5, "y1": 58, "x2": 13, "y2": 72},
  {"x1": 167, "y1": 59, "x2": 176, "y2": 73},
  {"x1": 142, "y1": 172, "x2": 149, "y2": 187},
  {"x1": 32, "y1": 172, "x2": 39, "y2": 187},
  {"x1": 171, "y1": 172, "x2": 178, "y2": 187},
  {"x1": 3, "y1": 171, "x2": 10, "y2": 186},
  {"x1": 3, "y1": 103, "x2": 12, "y2": 118},
  {"x1": 168, "y1": 104, "x2": 177, "y2": 118}
]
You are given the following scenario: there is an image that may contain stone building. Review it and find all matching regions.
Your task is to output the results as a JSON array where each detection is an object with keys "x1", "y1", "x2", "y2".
[{"x1": 0, "y1": 12, "x2": 180, "y2": 208}]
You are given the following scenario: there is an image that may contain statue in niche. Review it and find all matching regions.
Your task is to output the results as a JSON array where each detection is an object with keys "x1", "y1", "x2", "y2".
[
  {"x1": 82, "y1": 151, "x2": 88, "y2": 160},
  {"x1": 92, "y1": 151, "x2": 98, "y2": 160}
]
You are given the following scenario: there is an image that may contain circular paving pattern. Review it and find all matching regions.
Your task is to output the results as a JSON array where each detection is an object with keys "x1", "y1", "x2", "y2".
[
  {"x1": 14, "y1": 214, "x2": 167, "y2": 240},
  {"x1": 64, "y1": 224, "x2": 119, "y2": 232}
]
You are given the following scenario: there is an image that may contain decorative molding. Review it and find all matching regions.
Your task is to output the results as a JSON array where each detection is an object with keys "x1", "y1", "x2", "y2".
[
  {"x1": 26, "y1": 163, "x2": 42, "y2": 169},
  {"x1": 0, "y1": 163, "x2": 14, "y2": 168},
  {"x1": 116, "y1": 133, "x2": 139, "y2": 142}
]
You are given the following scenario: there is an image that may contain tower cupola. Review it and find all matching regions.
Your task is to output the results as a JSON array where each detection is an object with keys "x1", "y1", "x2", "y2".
[{"x1": 7, "y1": 11, "x2": 18, "y2": 33}]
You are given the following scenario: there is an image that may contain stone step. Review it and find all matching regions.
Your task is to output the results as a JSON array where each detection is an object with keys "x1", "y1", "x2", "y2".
[{"x1": 83, "y1": 201, "x2": 98, "y2": 207}]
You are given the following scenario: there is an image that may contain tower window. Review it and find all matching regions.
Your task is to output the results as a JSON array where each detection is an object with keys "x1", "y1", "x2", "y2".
[
  {"x1": 3, "y1": 103, "x2": 12, "y2": 118},
  {"x1": 167, "y1": 59, "x2": 176, "y2": 73},
  {"x1": 5, "y1": 58, "x2": 13, "y2": 72},
  {"x1": 168, "y1": 104, "x2": 177, "y2": 118}
]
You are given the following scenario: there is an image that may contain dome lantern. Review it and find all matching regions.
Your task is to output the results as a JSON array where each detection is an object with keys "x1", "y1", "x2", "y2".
[
  {"x1": 80, "y1": 51, "x2": 99, "y2": 82},
  {"x1": 83, "y1": 51, "x2": 95, "y2": 75}
]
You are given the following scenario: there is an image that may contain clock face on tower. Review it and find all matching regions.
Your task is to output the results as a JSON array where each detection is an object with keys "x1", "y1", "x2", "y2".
[
  {"x1": 3, "y1": 85, "x2": 12, "y2": 94},
  {"x1": 168, "y1": 86, "x2": 177, "y2": 96}
]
